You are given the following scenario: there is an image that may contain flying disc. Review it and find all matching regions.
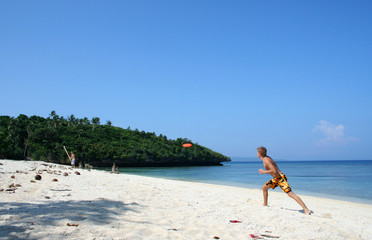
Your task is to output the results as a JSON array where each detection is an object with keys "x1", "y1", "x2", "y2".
[{"x1": 182, "y1": 143, "x2": 192, "y2": 148}]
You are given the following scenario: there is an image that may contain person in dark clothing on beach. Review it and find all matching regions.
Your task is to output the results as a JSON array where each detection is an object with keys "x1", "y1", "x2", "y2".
[{"x1": 257, "y1": 146, "x2": 312, "y2": 215}]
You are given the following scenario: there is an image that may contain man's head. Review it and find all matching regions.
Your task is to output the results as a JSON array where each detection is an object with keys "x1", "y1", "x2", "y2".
[{"x1": 257, "y1": 146, "x2": 267, "y2": 158}]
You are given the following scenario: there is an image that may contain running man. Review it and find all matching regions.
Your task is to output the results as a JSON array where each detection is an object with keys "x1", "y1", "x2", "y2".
[{"x1": 257, "y1": 146, "x2": 312, "y2": 215}]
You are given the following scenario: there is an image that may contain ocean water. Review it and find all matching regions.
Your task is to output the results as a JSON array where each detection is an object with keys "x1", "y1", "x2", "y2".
[{"x1": 107, "y1": 159, "x2": 372, "y2": 204}]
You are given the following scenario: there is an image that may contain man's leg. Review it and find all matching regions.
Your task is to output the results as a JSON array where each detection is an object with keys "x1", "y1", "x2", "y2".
[
  {"x1": 262, "y1": 184, "x2": 270, "y2": 206},
  {"x1": 287, "y1": 191, "x2": 312, "y2": 214}
]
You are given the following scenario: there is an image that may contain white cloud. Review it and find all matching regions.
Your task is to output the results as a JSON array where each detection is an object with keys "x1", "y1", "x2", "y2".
[{"x1": 313, "y1": 120, "x2": 358, "y2": 146}]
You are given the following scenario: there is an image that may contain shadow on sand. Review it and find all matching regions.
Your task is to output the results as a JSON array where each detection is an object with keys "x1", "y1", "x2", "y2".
[
  {"x1": 0, "y1": 198, "x2": 140, "y2": 240},
  {"x1": 283, "y1": 207, "x2": 315, "y2": 215}
]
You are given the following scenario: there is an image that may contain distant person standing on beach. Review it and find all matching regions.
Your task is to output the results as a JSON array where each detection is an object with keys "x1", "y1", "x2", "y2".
[
  {"x1": 257, "y1": 146, "x2": 312, "y2": 215},
  {"x1": 71, "y1": 151, "x2": 76, "y2": 167}
]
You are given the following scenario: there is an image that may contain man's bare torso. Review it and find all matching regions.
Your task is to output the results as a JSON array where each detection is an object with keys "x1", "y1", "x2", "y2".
[{"x1": 263, "y1": 156, "x2": 282, "y2": 178}]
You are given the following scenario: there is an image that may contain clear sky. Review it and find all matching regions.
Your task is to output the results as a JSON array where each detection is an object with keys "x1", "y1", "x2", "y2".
[{"x1": 1, "y1": 1, "x2": 371, "y2": 160}]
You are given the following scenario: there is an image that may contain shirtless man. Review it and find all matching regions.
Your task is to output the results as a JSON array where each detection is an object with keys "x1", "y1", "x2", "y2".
[{"x1": 257, "y1": 146, "x2": 312, "y2": 215}]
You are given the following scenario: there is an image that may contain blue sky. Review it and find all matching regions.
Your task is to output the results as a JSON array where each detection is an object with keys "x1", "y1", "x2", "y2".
[{"x1": 1, "y1": 1, "x2": 371, "y2": 160}]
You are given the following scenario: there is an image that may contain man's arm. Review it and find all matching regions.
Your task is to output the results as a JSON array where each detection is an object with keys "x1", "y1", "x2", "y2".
[{"x1": 258, "y1": 158, "x2": 276, "y2": 175}]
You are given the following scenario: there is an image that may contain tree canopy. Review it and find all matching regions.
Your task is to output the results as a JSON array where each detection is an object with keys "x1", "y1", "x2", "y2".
[{"x1": 0, "y1": 112, "x2": 231, "y2": 167}]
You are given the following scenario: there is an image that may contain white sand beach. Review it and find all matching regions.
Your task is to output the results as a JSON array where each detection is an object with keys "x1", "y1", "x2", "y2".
[{"x1": 1, "y1": 159, "x2": 371, "y2": 240}]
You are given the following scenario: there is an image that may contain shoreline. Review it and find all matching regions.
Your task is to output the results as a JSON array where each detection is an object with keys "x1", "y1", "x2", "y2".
[
  {"x1": 111, "y1": 170, "x2": 372, "y2": 206},
  {"x1": 1, "y1": 159, "x2": 372, "y2": 239},
  {"x1": 98, "y1": 162, "x2": 372, "y2": 206}
]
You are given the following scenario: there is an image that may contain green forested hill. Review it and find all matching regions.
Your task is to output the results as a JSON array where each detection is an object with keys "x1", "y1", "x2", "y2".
[{"x1": 0, "y1": 112, "x2": 230, "y2": 167}]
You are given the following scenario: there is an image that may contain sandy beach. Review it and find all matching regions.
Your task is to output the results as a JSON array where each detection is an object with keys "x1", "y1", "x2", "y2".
[{"x1": 1, "y1": 160, "x2": 371, "y2": 240}]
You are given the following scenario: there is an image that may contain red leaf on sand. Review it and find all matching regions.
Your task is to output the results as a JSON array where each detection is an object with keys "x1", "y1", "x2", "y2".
[
  {"x1": 249, "y1": 234, "x2": 261, "y2": 239},
  {"x1": 229, "y1": 220, "x2": 241, "y2": 223}
]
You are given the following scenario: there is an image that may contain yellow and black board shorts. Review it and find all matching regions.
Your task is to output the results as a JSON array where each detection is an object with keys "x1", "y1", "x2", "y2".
[{"x1": 265, "y1": 173, "x2": 292, "y2": 193}]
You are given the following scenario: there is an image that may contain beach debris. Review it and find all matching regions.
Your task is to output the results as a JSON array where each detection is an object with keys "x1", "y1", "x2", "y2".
[
  {"x1": 52, "y1": 179, "x2": 58, "y2": 182},
  {"x1": 63, "y1": 172, "x2": 69, "y2": 176},
  {"x1": 213, "y1": 236, "x2": 220, "y2": 239},
  {"x1": 249, "y1": 234, "x2": 263, "y2": 239},
  {"x1": 67, "y1": 223, "x2": 79, "y2": 227},
  {"x1": 6, "y1": 188, "x2": 16, "y2": 192},
  {"x1": 30, "y1": 180, "x2": 36, "y2": 183},
  {"x1": 0, "y1": 189, "x2": 4, "y2": 192},
  {"x1": 35, "y1": 175, "x2": 42, "y2": 180},
  {"x1": 260, "y1": 234, "x2": 280, "y2": 238},
  {"x1": 229, "y1": 220, "x2": 241, "y2": 223},
  {"x1": 167, "y1": 228, "x2": 178, "y2": 231},
  {"x1": 321, "y1": 213, "x2": 332, "y2": 219},
  {"x1": 44, "y1": 196, "x2": 51, "y2": 199},
  {"x1": 74, "y1": 171, "x2": 81, "y2": 175},
  {"x1": 51, "y1": 189, "x2": 71, "y2": 191},
  {"x1": 9, "y1": 183, "x2": 21, "y2": 188},
  {"x1": 11, "y1": 175, "x2": 15, "y2": 179}
]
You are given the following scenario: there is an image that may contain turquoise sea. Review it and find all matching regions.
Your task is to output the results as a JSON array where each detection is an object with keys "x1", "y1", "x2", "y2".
[{"x1": 105, "y1": 159, "x2": 372, "y2": 204}]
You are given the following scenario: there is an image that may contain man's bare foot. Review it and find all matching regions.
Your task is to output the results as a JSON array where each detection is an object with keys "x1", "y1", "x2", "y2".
[{"x1": 304, "y1": 209, "x2": 312, "y2": 215}]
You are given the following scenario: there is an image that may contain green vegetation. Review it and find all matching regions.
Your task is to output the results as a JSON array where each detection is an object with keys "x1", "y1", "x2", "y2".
[{"x1": 0, "y1": 112, "x2": 230, "y2": 167}]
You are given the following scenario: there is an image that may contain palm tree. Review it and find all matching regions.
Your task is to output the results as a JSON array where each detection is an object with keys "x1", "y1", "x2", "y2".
[
  {"x1": 67, "y1": 114, "x2": 76, "y2": 126},
  {"x1": 49, "y1": 111, "x2": 59, "y2": 129},
  {"x1": 92, "y1": 117, "x2": 100, "y2": 132},
  {"x1": 82, "y1": 117, "x2": 90, "y2": 125},
  {"x1": 24, "y1": 117, "x2": 35, "y2": 158}
]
